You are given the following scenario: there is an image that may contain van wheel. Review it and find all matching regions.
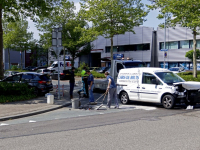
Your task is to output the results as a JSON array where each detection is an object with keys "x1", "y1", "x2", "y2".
[
  {"x1": 120, "y1": 92, "x2": 129, "y2": 104},
  {"x1": 162, "y1": 95, "x2": 175, "y2": 109}
]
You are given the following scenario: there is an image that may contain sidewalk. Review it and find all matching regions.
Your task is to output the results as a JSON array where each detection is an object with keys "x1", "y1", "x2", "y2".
[{"x1": 0, "y1": 79, "x2": 83, "y2": 122}]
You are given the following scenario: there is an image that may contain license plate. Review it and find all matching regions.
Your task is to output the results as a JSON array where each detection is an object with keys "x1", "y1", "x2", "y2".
[{"x1": 47, "y1": 81, "x2": 51, "y2": 85}]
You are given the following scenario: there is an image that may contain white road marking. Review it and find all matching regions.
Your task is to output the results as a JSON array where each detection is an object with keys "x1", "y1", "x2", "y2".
[
  {"x1": 99, "y1": 113, "x2": 104, "y2": 114},
  {"x1": 119, "y1": 105, "x2": 157, "y2": 110},
  {"x1": 29, "y1": 120, "x2": 36, "y2": 123},
  {"x1": 0, "y1": 123, "x2": 9, "y2": 126}
]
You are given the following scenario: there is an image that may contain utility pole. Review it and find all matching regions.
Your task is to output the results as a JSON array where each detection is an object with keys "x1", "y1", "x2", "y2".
[{"x1": 52, "y1": 27, "x2": 63, "y2": 100}]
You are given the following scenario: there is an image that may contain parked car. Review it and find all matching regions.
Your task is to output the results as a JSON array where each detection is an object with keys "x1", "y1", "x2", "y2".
[
  {"x1": 169, "y1": 67, "x2": 185, "y2": 73},
  {"x1": 23, "y1": 66, "x2": 37, "y2": 71},
  {"x1": 96, "y1": 67, "x2": 110, "y2": 73},
  {"x1": 89, "y1": 67, "x2": 99, "y2": 72},
  {"x1": 4, "y1": 71, "x2": 19, "y2": 78},
  {"x1": 36, "y1": 69, "x2": 51, "y2": 76},
  {"x1": 1, "y1": 72, "x2": 53, "y2": 96},
  {"x1": 51, "y1": 70, "x2": 71, "y2": 80}
]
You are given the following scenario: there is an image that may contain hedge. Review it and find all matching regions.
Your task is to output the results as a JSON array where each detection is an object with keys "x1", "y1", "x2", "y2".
[
  {"x1": 0, "y1": 82, "x2": 36, "y2": 103},
  {"x1": 75, "y1": 71, "x2": 105, "y2": 78}
]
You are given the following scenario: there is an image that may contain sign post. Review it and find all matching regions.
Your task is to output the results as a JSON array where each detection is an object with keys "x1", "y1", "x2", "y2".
[
  {"x1": 52, "y1": 27, "x2": 63, "y2": 100},
  {"x1": 160, "y1": 49, "x2": 168, "y2": 69}
]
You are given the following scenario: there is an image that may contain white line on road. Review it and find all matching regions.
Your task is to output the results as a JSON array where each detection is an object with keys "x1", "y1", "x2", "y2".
[
  {"x1": 29, "y1": 120, "x2": 36, "y2": 123},
  {"x1": 0, "y1": 123, "x2": 9, "y2": 126}
]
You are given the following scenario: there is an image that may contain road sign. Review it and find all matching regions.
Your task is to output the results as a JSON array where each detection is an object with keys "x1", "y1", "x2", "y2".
[
  {"x1": 161, "y1": 49, "x2": 168, "y2": 51},
  {"x1": 164, "y1": 52, "x2": 167, "y2": 58}
]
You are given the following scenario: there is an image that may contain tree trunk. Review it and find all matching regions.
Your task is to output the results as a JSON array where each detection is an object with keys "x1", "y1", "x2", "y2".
[
  {"x1": 8, "y1": 48, "x2": 10, "y2": 69},
  {"x1": 193, "y1": 29, "x2": 197, "y2": 78},
  {"x1": 0, "y1": 6, "x2": 3, "y2": 79},
  {"x1": 72, "y1": 56, "x2": 75, "y2": 67}
]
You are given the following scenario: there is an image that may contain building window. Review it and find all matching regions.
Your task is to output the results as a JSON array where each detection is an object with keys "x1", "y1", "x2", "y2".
[
  {"x1": 105, "y1": 43, "x2": 150, "y2": 53},
  {"x1": 180, "y1": 40, "x2": 189, "y2": 48},
  {"x1": 160, "y1": 41, "x2": 178, "y2": 49}
]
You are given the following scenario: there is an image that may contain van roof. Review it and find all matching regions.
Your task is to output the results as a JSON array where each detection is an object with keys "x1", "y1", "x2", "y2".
[{"x1": 119, "y1": 67, "x2": 170, "y2": 74}]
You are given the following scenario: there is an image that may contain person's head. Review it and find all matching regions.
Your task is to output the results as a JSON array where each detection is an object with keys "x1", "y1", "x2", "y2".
[
  {"x1": 83, "y1": 67, "x2": 86, "y2": 70},
  {"x1": 104, "y1": 71, "x2": 109, "y2": 77},
  {"x1": 86, "y1": 70, "x2": 90, "y2": 75},
  {"x1": 71, "y1": 67, "x2": 75, "y2": 71}
]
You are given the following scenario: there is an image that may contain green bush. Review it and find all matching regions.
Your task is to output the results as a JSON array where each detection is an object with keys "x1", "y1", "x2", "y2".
[
  {"x1": 77, "y1": 62, "x2": 89, "y2": 73},
  {"x1": 0, "y1": 82, "x2": 36, "y2": 103},
  {"x1": 75, "y1": 71, "x2": 105, "y2": 78},
  {"x1": 11, "y1": 65, "x2": 19, "y2": 70},
  {"x1": 178, "y1": 75, "x2": 200, "y2": 82}
]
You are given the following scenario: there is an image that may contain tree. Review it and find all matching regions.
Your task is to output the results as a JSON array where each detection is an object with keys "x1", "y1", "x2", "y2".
[
  {"x1": 80, "y1": 0, "x2": 148, "y2": 62},
  {"x1": 36, "y1": 0, "x2": 95, "y2": 67},
  {"x1": 185, "y1": 49, "x2": 200, "y2": 61},
  {"x1": 0, "y1": 0, "x2": 60, "y2": 78},
  {"x1": 3, "y1": 19, "x2": 33, "y2": 70},
  {"x1": 148, "y1": 0, "x2": 200, "y2": 77}
]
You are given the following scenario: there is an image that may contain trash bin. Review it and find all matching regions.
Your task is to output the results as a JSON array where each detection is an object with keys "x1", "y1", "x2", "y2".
[
  {"x1": 47, "y1": 94, "x2": 54, "y2": 104},
  {"x1": 71, "y1": 98, "x2": 79, "y2": 109}
]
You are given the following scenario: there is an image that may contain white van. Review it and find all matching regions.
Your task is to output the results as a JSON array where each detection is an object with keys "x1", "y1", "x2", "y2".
[
  {"x1": 117, "y1": 67, "x2": 200, "y2": 109},
  {"x1": 47, "y1": 61, "x2": 78, "y2": 72}
]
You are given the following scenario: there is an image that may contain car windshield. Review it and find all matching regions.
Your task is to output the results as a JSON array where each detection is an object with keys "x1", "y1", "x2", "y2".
[
  {"x1": 169, "y1": 68, "x2": 179, "y2": 71},
  {"x1": 155, "y1": 72, "x2": 185, "y2": 85},
  {"x1": 124, "y1": 62, "x2": 146, "y2": 68},
  {"x1": 50, "y1": 64, "x2": 58, "y2": 68}
]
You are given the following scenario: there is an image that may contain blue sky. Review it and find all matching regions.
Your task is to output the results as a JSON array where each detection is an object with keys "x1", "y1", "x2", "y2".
[{"x1": 28, "y1": 0, "x2": 163, "y2": 40}]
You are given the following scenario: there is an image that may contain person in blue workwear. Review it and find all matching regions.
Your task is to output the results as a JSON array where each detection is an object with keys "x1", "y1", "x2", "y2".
[
  {"x1": 86, "y1": 70, "x2": 94, "y2": 103},
  {"x1": 104, "y1": 71, "x2": 119, "y2": 109}
]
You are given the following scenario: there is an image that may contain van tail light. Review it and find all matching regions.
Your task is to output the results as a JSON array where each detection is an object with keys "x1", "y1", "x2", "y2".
[
  {"x1": 38, "y1": 81, "x2": 46, "y2": 84},
  {"x1": 60, "y1": 73, "x2": 64, "y2": 75}
]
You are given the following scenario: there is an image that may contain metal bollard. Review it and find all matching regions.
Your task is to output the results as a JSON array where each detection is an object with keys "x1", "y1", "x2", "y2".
[
  {"x1": 71, "y1": 98, "x2": 79, "y2": 109},
  {"x1": 47, "y1": 94, "x2": 54, "y2": 104}
]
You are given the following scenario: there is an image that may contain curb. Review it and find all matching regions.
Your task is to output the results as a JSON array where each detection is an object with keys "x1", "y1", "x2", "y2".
[{"x1": 0, "y1": 102, "x2": 71, "y2": 122}]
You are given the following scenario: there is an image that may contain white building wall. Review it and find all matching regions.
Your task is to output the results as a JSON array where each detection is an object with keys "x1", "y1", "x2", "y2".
[
  {"x1": 157, "y1": 26, "x2": 200, "y2": 62},
  {"x1": 92, "y1": 26, "x2": 154, "y2": 63}
]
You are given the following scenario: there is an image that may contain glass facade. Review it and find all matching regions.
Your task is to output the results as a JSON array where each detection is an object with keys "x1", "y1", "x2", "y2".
[
  {"x1": 159, "y1": 62, "x2": 194, "y2": 70},
  {"x1": 160, "y1": 39, "x2": 200, "y2": 50},
  {"x1": 105, "y1": 43, "x2": 150, "y2": 53},
  {"x1": 180, "y1": 40, "x2": 189, "y2": 48}
]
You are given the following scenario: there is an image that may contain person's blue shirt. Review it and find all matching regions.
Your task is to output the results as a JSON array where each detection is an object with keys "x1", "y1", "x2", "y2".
[
  {"x1": 106, "y1": 75, "x2": 116, "y2": 88},
  {"x1": 88, "y1": 74, "x2": 94, "y2": 85}
]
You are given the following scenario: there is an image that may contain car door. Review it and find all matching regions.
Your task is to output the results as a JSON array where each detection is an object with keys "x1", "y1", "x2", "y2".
[{"x1": 139, "y1": 72, "x2": 163, "y2": 102}]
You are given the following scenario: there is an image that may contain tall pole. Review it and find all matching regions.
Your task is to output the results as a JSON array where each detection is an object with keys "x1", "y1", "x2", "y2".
[
  {"x1": 164, "y1": 13, "x2": 166, "y2": 69},
  {"x1": 57, "y1": 47, "x2": 61, "y2": 100}
]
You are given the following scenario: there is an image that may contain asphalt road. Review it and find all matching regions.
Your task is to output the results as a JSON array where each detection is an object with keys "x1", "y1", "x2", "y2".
[
  {"x1": 1, "y1": 101, "x2": 200, "y2": 150},
  {"x1": 1, "y1": 79, "x2": 200, "y2": 149}
]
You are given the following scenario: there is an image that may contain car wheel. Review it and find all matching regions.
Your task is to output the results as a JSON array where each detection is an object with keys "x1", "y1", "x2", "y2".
[
  {"x1": 162, "y1": 94, "x2": 175, "y2": 109},
  {"x1": 120, "y1": 92, "x2": 129, "y2": 104}
]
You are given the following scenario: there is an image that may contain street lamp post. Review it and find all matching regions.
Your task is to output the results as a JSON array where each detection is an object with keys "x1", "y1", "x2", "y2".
[
  {"x1": 52, "y1": 27, "x2": 63, "y2": 100},
  {"x1": 164, "y1": 13, "x2": 166, "y2": 69}
]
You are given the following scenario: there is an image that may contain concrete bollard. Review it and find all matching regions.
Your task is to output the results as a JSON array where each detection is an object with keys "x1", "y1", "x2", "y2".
[
  {"x1": 47, "y1": 95, "x2": 54, "y2": 104},
  {"x1": 71, "y1": 98, "x2": 79, "y2": 109}
]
